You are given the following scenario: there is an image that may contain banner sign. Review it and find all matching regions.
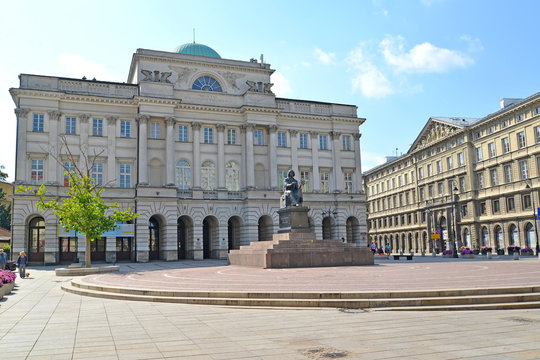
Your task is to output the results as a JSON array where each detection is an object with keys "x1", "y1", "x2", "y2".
[{"x1": 57, "y1": 223, "x2": 135, "y2": 238}]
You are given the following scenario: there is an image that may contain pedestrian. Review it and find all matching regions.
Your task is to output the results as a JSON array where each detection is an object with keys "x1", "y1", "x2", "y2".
[
  {"x1": 371, "y1": 242, "x2": 377, "y2": 253},
  {"x1": 385, "y1": 243, "x2": 391, "y2": 255},
  {"x1": 17, "y1": 251, "x2": 28, "y2": 278},
  {"x1": 0, "y1": 248, "x2": 6, "y2": 270}
]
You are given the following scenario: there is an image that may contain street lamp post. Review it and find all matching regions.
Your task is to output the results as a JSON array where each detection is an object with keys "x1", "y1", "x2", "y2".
[
  {"x1": 525, "y1": 183, "x2": 540, "y2": 256},
  {"x1": 451, "y1": 186, "x2": 459, "y2": 258}
]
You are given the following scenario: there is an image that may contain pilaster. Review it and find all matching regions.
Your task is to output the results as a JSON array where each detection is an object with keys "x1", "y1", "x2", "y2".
[
  {"x1": 330, "y1": 131, "x2": 342, "y2": 192},
  {"x1": 310, "y1": 130, "x2": 320, "y2": 192},
  {"x1": 216, "y1": 124, "x2": 226, "y2": 189},
  {"x1": 136, "y1": 114, "x2": 149, "y2": 186},
  {"x1": 14, "y1": 108, "x2": 30, "y2": 183},
  {"x1": 47, "y1": 110, "x2": 61, "y2": 185},
  {"x1": 269, "y1": 125, "x2": 278, "y2": 189},
  {"x1": 192, "y1": 122, "x2": 201, "y2": 189},
  {"x1": 243, "y1": 123, "x2": 255, "y2": 189},
  {"x1": 165, "y1": 116, "x2": 175, "y2": 186},
  {"x1": 353, "y1": 133, "x2": 362, "y2": 193},
  {"x1": 106, "y1": 116, "x2": 117, "y2": 186},
  {"x1": 290, "y1": 129, "x2": 299, "y2": 176}
]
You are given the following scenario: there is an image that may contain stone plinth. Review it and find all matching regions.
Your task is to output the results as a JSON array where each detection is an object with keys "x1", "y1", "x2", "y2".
[
  {"x1": 277, "y1": 206, "x2": 310, "y2": 233},
  {"x1": 228, "y1": 232, "x2": 374, "y2": 268}
]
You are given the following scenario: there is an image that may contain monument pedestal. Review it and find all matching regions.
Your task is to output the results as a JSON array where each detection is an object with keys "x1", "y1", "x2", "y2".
[{"x1": 228, "y1": 206, "x2": 374, "y2": 268}]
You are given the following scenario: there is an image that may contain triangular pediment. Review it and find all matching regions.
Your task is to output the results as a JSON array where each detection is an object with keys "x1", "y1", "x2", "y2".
[{"x1": 409, "y1": 118, "x2": 463, "y2": 152}]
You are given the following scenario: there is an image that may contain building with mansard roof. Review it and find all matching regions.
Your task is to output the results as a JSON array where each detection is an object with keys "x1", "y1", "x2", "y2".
[
  {"x1": 364, "y1": 93, "x2": 540, "y2": 256},
  {"x1": 9, "y1": 42, "x2": 367, "y2": 265}
]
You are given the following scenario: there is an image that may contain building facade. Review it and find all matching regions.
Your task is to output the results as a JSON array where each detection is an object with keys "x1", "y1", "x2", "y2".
[
  {"x1": 9, "y1": 43, "x2": 368, "y2": 265},
  {"x1": 364, "y1": 92, "x2": 540, "y2": 254}
]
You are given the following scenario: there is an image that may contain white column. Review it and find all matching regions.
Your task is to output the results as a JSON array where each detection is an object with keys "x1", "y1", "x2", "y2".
[
  {"x1": 78, "y1": 113, "x2": 90, "y2": 173},
  {"x1": 46, "y1": 110, "x2": 61, "y2": 185},
  {"x1": 216, "y1": 124, "x2": 226, "y2": 189},
  {"x1": 243, "y1": 123, "x2": 255, "y2": 189},
  {"x1": 106, "y1": 116, "x2": 117, "y2": 186},
  {"x1": 290, "y1": 130, "x2": 298, "y2": 176},
  {"x1": 165, "y1": 116, "x2": 175, "y2": 186},
  {"x1": 331, "y1": 131, "x2": 342, "y2": 192},
  {"x1": 136, "y1": 114, "x2": 149, "y2": 186},
  {"x1": 310, "y1": 130, "x2": 320, "y2": 192},
  {"x1": 353, "y1": 133, "x2": 363, "y2": 193},
  {"x1": 14, "y1": 108, "x2": 30, "y2": 183},
  {"x1": 268, "y1": 125, "x2": 278, "y2": 189},
  {"x1": 192, "y1": 122, "x2": 201, "y2": 188}
]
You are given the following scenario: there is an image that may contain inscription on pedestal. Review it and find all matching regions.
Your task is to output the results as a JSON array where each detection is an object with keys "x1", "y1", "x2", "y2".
[{"x1": 277, "y1": 206, "x2": 310, "y2": 233}]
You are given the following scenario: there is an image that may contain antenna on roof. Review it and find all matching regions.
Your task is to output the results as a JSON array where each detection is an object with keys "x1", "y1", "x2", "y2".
[{"x1": 193, "y1": 28, "x2": 195, "y2": 43}]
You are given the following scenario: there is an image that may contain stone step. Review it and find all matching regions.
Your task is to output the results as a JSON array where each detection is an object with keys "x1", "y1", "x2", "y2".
[{"x1": 64, "y1": 280, "x2": 540, "y2": 311}]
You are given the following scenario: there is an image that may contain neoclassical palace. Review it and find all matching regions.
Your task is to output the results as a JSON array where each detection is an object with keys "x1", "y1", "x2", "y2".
[
  {"x1": 9, "y1": 43, "x2": 367, "y2": 265},
  {"x1": 364, "y1": 92, "x2": 540, "y2": 254}
]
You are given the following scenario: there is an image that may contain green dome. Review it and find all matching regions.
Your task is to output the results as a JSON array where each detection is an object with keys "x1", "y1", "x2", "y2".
[{"x1": 174, "y1": 43, "x2": 221, "y2": 58}]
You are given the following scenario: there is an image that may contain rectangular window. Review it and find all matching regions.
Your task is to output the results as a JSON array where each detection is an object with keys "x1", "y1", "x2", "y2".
[
  {"x1": 480, "y1": 202, "x2": 487, "y2": 215},
  {"x1": 517, "y1": 131, "x2": 526, "y2": 149},
  {"x1": 299, "y1": 133, "x2": 309, "y2": 149},
  {"x1": 436, "y1": 160, "x2": 442, "y2": 174},
  {"x1": 427, "y1": 164, "x2": 433, "y2": 177},
  {"x1": 319, "y1": 135, "x2": 328, "y2": 150},
  {"x1": 447, "y1": 156, "x2": 453, "y2": 170},
  {"x1": 65, "y1": 117, "x2": 77, "y2": 135},
  {"x1": 475, "y1": 146, "x2": 483, "y2": 161},
  {"x1": 300, "y1": 171, "x2": 310, "y2": 192},
  {"x1": 419, "y1": 187, "x2": 425, "y2": 202},
  {"x1": 418, "y1": 167, "x2": 424, "y2": 180},
  {"x1": 457, "y1": 152, "x2": 464, "y2": 166},
  {"x1": 519, "y1": 160, "x2": 528, "y2": 179},
  {"x1": 278, "y1": 169, "x2": 288, "y2": 190},
  {"x1": 398, "y1": 176, "x2": 402, "y2": 187},
  {"x1": 342, "y1": 135, "x2": 351, "y2": 150},
  {"x1": 405, "y1": 192, "x2": 410, "y2": 205},
  {"x1": 488, "y1": 142, "x2": 496, "y2": 158},
  {"x1": 461, "y1": 204, "x2": 468, "y2": 217},
  {"x1": 63, "y1": 161, "x2": 76, "y2": 186},
  {"x1": 411, "y1": 171, "x2": 415, "y2": 182},
  {"x1": 523, "y1": 194, "x2": 532, "y2": 209},
  {"x1": 320, "y1": 171, "x2": 329, "y2": 193},
  {"x1": 204, "y1": 127, "x2": 213, "y2": 144},
  {"x1": 392, "y1": 178, "x2": 396, "y2": 188},
  {"x1": 492, "y1": 199, "x2": 500, "y2": 213},
  {"x1": 459, "y1": 176, "x2": 466, "y2": 192},
  {"x1": 31, "y1": 159, "x2": 44, "y2": 185},
  {"x1": 119, "y1": 164, "x2": 131, "y2": 188},
  {"x1": 33, "y1": 114, "x2": 44, "y2": 132},
  {"x1": 150, "y1": 122, "x2": 161, "y2": 139},
  {"x1": 399, "y1": 194, "x2": 403, "y2": 206},
  {"x1": 501, "y1": 137, "x2": 510, "y2": 153},
  {"x1": 91, "y1": 163, "x2": 103, "y2": 185},
  {"x1": 404, "y1": 173, "x2": 408, "y2": 185},
  {"x1": 92, "y1": 118, "x2": 103, "y2": 136},
  {"x1": 507, "y1": 196, "x2": 515, "y2": 211},
  {"x1": 518, "y1": 113, "x2": 524, "y2": 122},
  {"x1": 536, "y1": 126, "x2": 540, "y2": 144},
  {"x1": 438, "y1": 182, "x2": 444, "y2": 197},
  {"x1": 120, "y1": 121, "x2": 131, "y2": 138},
  {"x1": 490, "y1": 168, "x2": 498, "y2": 186},
  {"x1": 504, "y1": 164, "x2": 513, "y2": 183},
  {"x1": 277, "y1": 131, "x2": 287, "y2": 147},
  {"x1": 254, "y1": 129, "x2": 263, "y2": 146},
  {"x1": 344, "y1": 172, "x2": 353, "y2": 194},
  {"x1": 179, "y1": 125, "x2": 189, "y2": 142},
  {"x1": 477, "y1": 172, "x2": 485, "y2": 189},
  {"x1": 428, "y1": 184, "x2": 434, "y2": 198}
]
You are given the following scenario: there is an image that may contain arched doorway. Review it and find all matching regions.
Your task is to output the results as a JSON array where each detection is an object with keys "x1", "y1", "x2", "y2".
[
  {"x1": 346, "y1": 217, "x2": 360, "y2": 244},
  {"x1": 422, "y1": 232, "x2": 428, "y2": 252},
  {"x1": 322, "y1": 217, "x2": 335, "y2": 240},
  {"x1": 509, "y1": 224, "x2": 519, "y2": 246},
  {"x1": 481, "y1": 226, "x2": 489, "y2": 247},
  {"x1": 178, "y1": 216, "x2": 193, "y2": 260},
  {"x1": 408, "y1": 233, "x2": 413, "y2": 252},
  {"x1": 28, "y1": 217, "x2": 45, "y2": 263},
  {"x1": 148, "y1": 216, "x2": 160, "y2": 260},
  {"x1": 439, "y1": 216, "x2": 447, "y2": 251},
  {"x1": 258, "y1": 215, "x2": 273, "y2": 241},
  {"x1": 525, "y1": 222, "x2": 535, "y2": 249},
  {"x1": 463, "y1": 228, "x2": 471, "y2": 248},
  {"x1": 228, "y1": 216, "x2": 242, "y2": 251},
  {"x1": 494, "y1": 225, "x2": 503, "y2": 251},
  {"x1": 203, "y1": 216, "x2": 219, "y2": 259}
]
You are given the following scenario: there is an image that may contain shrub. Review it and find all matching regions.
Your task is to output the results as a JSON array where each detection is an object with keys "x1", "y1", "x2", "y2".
[
  {"x1": 442, "y1": 250, "x2": 453, "y2": 255},
  {"x1": 0, "y1": 270, "x2": 16, "y2": 284}
]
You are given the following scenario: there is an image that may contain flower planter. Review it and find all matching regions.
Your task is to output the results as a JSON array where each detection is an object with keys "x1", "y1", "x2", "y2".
[
  {"x1": 508, "y1": 249, "x2": 514, "y2": 255},
  {"x1": 496, "y1": 249, "x2": 505, "y2": 255},
  {"x1": 460, "y1": 254, "x2": 475, "y2": 259},
  {"x1": 521, "y1": 252, "x2": 534, "y2": 256},
  {"x1": 481, "y1": 250, "x2": 488, "y2": 255},
  {"x1": 442, "y1": 254, "x2": 453, "y2": 258}
]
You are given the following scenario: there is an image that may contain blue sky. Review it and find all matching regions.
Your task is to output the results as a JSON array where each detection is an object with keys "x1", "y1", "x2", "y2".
[{"x1": 1, "y1": 0, "x2": 539, "y2": 181}]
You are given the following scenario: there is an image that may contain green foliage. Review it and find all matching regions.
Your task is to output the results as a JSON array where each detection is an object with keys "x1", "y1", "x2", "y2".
[
  {"x1": 3, "y1": 244, "x2": 10, "y2": 256},
  {"x1": 17, "y1": 171, "x2": 138, "y2": 267},
  {"x1": 0, "y1": 203, "x2": 10, "y2": 230},
  {"x1": 0, "y1": 165, "x2": 7, "y2": 181}
]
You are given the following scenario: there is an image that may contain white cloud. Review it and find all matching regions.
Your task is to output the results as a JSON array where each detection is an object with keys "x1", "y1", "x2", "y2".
[
  {"x1": 361, "y1": 151, "x2": 386, "y2": 172},
  {"x1": 346, "y1": 47, "x2": 394, "y2": 99},
  {"x1": 314, "y1": 47, "x2": 336, "y2": 65},
  {"x1": 460, "y1": 35, "x2": 484, "y2": 53},
  {"x1": 57, "y1": 54, "x2": 123, "y2": 82},
  {"x1": 380, "y1": 35, "x2": 473, "y2": 73},
  {"x1": 271, "y1": 72, "x2": 292, "y2": 96},
  {"x1": 301, "y1": 61, "x2": 311, "y2": 67}
]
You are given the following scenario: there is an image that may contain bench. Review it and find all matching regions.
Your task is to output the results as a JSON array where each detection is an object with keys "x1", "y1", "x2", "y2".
[{"x1": 393, "y1": 254, "x2": 413, "y2": 260}]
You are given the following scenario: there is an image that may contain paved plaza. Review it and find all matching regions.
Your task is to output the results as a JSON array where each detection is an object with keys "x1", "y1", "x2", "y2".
[{"x1": 1, "y1": 257, "x2": 540, "y2": 359}]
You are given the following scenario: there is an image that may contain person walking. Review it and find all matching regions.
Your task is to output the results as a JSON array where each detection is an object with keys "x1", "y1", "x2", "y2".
[
  {"x1": 16, "y1": 251, "x2": 28, "y2": 278},
  {"x1": 0, "y1": 248, "x2": 6, "y2": 270},
  {"x1": 385, "y1": 243, "x2": 391, "y2": 255}
]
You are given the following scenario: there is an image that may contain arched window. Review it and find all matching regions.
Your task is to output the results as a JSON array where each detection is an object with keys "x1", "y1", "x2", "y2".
[
  {"x1": 29, "y1": 217, "x2": 45, "y2": 262},
  {"x1": 463, "y1": 228, "x2": 471, "y2": 248},
  {"x1": 481, "y1": 226, "x2": 489, "y2": 246},
  {"x1": 510, "y1": 224, "x2": 519, "y2": 245},
  {"x1": 175, "y1": 160, "x2": 191, "y2": 190},
  {"x1": 225, "y1": 161, "x2": 239, "y2": 191},
  {"x1": 201, "y1": 161, "x2": 216, "y2": 190},
  {"x1": 148, "y1": 216, "x2": 160, "y2": 260},
  {"x1": 192, "y1": 76, "x2": 222, "y2": 92},
  {"x1": 525, "y1": 223, "x2": 535, "y2": 248},
  {"x1": 495, "y1": 226, "x2": 503, "y2": 249}
]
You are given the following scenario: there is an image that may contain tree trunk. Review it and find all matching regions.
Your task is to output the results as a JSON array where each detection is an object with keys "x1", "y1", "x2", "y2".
[{"x1": 85, "y1": 236, "x2": 92, "y2": 268}]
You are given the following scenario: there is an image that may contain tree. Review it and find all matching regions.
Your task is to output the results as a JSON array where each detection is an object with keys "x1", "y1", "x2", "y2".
[
  {"x1": 17, "y1": 138, "x2": 138, "y2": 268},
  {"x1": 0, "y1": 165, "x2": 11, "y2": 230}
]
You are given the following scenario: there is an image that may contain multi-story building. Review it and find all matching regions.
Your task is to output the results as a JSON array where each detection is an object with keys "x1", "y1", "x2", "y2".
[
  {"x1": 9, "y1": 42, "x2": 367, "y2": 265},
  {"x1": 364, "y1": 92, "x2": 540, "y2": 254}
]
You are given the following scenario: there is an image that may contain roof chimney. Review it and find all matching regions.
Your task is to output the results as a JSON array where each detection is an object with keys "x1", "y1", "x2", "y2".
[{"x1": 500, "y1": 98, "x2": 522, "y2": 109}]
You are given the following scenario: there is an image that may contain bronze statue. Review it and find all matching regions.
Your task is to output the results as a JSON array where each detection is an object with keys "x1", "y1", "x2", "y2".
[{"x1": 283, "y1": 169, "x2": 302, "y2": 207}]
